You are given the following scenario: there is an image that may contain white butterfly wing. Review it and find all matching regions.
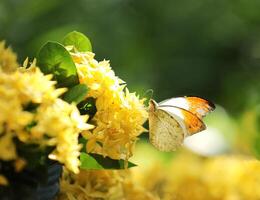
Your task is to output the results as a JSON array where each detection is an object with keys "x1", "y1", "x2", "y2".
[
  {"x1": 149, "y1": 102, "x2": 185, "y2": 151},
  {"x1": 159, "y1": 97, "x2": 189, "y2": 110},
  {"x1": 159, "y1": 96, "x2": 215, "y2": 118}
]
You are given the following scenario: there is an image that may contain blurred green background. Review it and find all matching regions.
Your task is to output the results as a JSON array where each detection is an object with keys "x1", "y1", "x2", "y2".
[{"x1": 1, "y1": 0, "x2": 260, "y2": 114}]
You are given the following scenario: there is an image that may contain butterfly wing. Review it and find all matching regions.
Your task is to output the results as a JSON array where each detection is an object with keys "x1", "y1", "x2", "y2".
[
  {"x1": 149, "y1": 100, "x2": 185, "y2": 151},
  {"x1": 159, "y1": 96, "x2": 215, "y2": 118},
  {"x1": 159, "y1": 105, "x2": 206, "y2": 136}
]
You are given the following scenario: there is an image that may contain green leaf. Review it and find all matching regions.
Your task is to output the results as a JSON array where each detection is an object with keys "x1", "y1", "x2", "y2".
[
  {"x1": 37, "y1": 41, "x2": 79, "y2": 87},
  {"x1": 63, "y1": 84, "x2": 88, "y2": 104},
  {"x1": 80, "y1": 152, "x2": 137, "y2": 170},
  {"x1": 63, "y1": 31, "x2": 92, "y2": 52},
  {"x1": 80, "y1": 153, "x2": 103, "y2": 170}
]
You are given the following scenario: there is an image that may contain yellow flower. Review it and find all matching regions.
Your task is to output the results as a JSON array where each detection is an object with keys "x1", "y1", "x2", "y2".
[
  {"x1": 18, "y1": 60, "x2": 66, "y2": 104},
  {"x1": 0, "y1": 71, "x2": 34, "y2": 160},
  {"x1": 0, "y1": 132, "x2": 17, "y2": 160},
  {"x1": 33, "y1": 99, "x2": 94, "y2": 173},
  {"x1": 0, "y1": 41, "x2": 18, "y2": 73},
  {"x1": 68, "y1": 50, "x2": 148, "y2": 160},
  {"x1": 0, "y1": 62, "x2": 94, "y2": 173},
  {"x1": 204, "y1": 156, "x2": 260, "y2": 200},
  {"x1": 130, "y1": 143, "x2": 260, "y2": 200},
  {"x1": 58, "y1": 169, "x2": 157, "y2": 200}
]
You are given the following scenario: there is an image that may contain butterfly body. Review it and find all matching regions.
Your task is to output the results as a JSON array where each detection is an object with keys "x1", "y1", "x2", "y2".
[{"x1": 148, "y1": 97, "x2": 215, "y2": 152}]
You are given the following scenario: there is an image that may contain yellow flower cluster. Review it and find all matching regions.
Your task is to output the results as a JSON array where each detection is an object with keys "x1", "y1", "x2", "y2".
[
  {"x1": 58, "y1": 141, "x2": 260, "y2": 200},
  {"x1": 0, "y1": 62, "x2": 93, "y2": 173},
  {"x1": 0, "y1": 41, "x2": 18, "y2": 73},
  {"x1": 69, "y1": 50, "x2": 148, "y2": 159},
  {"x1": 58, "y1": 169, "x2": 156, "y2": 200},
  {"x1": 131, "y1": 144, "x2": 260, "y2": 200}
]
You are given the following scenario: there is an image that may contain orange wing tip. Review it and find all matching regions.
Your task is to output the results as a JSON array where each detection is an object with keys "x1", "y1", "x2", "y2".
[
  {"x1": 208, "y1": 100, "x2": 216, "y2": 111},
  {"x1": 184, "y1": 96, "x2": 215, "y2": 118},
  {"x1": 201, "y1": 98, "x2": 215, "y2": 111},
  {"x1": 186, "y1": 96, "x2": 215, "y2": 110}
]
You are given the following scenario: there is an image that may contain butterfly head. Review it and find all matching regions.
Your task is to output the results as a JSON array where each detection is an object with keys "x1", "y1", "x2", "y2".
[{"x1": 149, "y1": 99, "x2": 158, "y2": 113}]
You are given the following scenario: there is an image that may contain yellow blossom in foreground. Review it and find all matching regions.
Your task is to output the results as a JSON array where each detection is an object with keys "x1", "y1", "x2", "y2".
[
  {"x1": 58, "y1": 169, "x2": 157, "y2": 200},
  {"x1": 130, "y1": 143, "x2": 260, "y2": 200},
  {"x1": 68, "y1": 50, "x2": 148, "y2": 159},
  {"x1": 0, "y1": 41, "x2": 18, "y2": 72},
  {"x1": 0, "y1": 64, "x2": 94, "y2": 173},
  {"x1": 203, "y1": 156, "x2": 260, "y2": 200}
]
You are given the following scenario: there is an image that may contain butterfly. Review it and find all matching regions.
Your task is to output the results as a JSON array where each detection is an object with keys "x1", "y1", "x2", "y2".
[{"x1": 148, "y1": 96, "x2": 215, "y2": 151}]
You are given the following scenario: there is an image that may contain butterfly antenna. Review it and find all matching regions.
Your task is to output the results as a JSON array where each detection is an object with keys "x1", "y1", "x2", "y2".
[
  {"x1": 142, "y1": 89, "x2": 154, "y2": 99},
  {"x1": 142, "y1": 89, "x2": 154, "y2": 106}
]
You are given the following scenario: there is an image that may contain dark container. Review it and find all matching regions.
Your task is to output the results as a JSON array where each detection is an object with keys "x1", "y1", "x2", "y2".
[{"x1": 0, "y1": 161, "x2": 62, "y2": 200}]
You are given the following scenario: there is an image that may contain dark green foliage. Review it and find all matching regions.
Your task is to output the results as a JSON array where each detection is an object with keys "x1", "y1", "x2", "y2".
[
  {"x1": 2, "y1": 0, "x2": 260, "y2": 109},
  {"x1": 79, "y1": 138, "x2": 137, "y2": 169},
  {"x1": 37, "y1": 41, "x2": 79, "y2": 88},
  {"x1": 77, "y1": 97, "x2": 97, "y2": 118},
  {"x1": 80, "y1": 152, "x2": 137, "y2": 170},
  {"x1": 15, "y1": 138, "x2": 55, "y2": 169},
  {"x1": 63, "y1": 84, "x2": 88, "y2": 104}
]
